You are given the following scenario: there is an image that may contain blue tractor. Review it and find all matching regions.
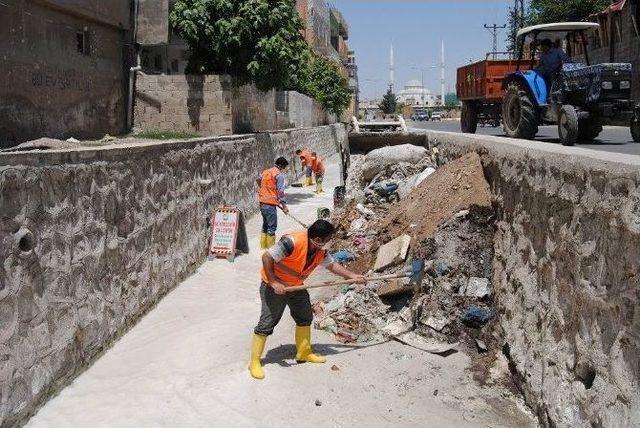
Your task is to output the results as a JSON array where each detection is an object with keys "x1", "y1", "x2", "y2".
[{"x1": 501, "y1": 22, "x2": 640, "y2": 146}]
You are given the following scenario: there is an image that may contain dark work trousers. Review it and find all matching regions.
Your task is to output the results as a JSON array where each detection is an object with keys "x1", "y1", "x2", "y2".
[
  {"x1": 260, "y1": 203, "x2": 278, "y2": 236},
  {"x1": 254, "y1": 282, "x2": 313, "y2": 336}
]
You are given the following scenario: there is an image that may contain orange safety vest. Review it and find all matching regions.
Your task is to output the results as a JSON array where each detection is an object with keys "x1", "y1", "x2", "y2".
[
  {"x1": 299, "y1": 149, "x2": 313, "y2": 166},
  {"x1": 310, "y1": 156, "x2": 325, "y2": 175},
  {"x1": 261, "y1": 230, "x2": 327, "y2": 287},
  {"x1": 258, "y1": 166, "x2": 281, "y2": 206}
]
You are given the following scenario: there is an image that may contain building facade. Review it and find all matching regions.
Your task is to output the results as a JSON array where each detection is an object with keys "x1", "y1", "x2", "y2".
[{"x1": 0, "y1": 0, "x2": 133, "y2": 147}]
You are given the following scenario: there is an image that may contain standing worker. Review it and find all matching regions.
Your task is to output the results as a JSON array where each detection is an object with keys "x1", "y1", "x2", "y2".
[
  {"x1": 257, "y1": 157, "x2": 289, "y2": 249},
  {"x1": 295, "y1": 148, "x2": 314, "y2": 187},
  {"x1": 310, "y1": 152, "x2": 325, "y2": 194},
  {"x1": 248, "y1": 220, "x2": 366, "y2": 379}
]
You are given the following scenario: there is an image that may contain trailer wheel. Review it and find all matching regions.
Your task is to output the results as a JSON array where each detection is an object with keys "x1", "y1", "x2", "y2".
[
  {"x1": 558, "y1": 105, "x2": 579, "y2": 146},
  {"x1": 578, "y1": 119, "x2": 602, "y2": 141},
  {"x1": 461, "y1": 102, "x2": 478, "y2": 134},
  {"x1": 631, "y1": 117, "x2": 640, "y2": 143},
  {"x1": 502, "y1": 84, "x2": 538, "y2": 140}
]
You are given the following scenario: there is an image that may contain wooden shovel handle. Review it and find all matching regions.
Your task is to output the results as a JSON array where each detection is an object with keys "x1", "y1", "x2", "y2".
[{"x1": 286, "y1": 272, "x2": 410, "y2": 292}]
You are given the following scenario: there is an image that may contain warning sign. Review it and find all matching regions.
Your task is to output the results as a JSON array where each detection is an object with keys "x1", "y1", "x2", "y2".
[{"x1": 209, "y1": 207, "x2": 248, "y2": 262}]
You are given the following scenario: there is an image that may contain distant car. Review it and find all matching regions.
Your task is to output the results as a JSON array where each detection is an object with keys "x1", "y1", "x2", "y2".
[
  {"x1": 413, "y1": 112, "x2": 429, "y2": 121},
  {"x1": 430, "y1": 112, "x2": 442, "y2": 121}
]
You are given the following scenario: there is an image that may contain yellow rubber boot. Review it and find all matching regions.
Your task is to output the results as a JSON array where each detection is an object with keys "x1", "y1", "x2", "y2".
[
  {"x1": 295, "y1": 326, "x2": 326, "y2": 364},
  {"x1": 259, "y1": 233, "x2": 268, "y2": 250},
  {"x1": 265, "y1": 234, "x2": 276, "y2": 249},
  {"x1": 249, "y1": 334, "x2": 267, "y2": 379},
  {"x1": 315, "y1": 182, "x2": 323, "y2": 193}
]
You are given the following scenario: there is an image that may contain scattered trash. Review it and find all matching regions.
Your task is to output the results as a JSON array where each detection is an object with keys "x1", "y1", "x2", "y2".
[
  {"x1": 350, "y1": 218, "x2": 367, "y2": 232},
  {"x1": 475, "y1": 339, "x2": 488, "y2": 353},
  {"x1": 423, "y1": 315, "x2": 449, "y2": 332},
  {"x1": 433, "y1": 260, "x2": 450, "y2": 276},
  {"x1": 397, "y1": 167, "x2": 436, "y2": 198},
  {"x1": 291, "y1": 183, "x2": 304, "y2": 187},
  {"x1": 462, "y1": 306, "x2": 494, "y2": 328},
  {"x1": 66, "y1": 137, "x2": 80, "y2": 143},
  {"x1": 317, "y1": 207, "x2": 331, "y2": 220},
  {"x1": 315, "y1": 399, "x2": 322, "y2": 406},
  {"x1": 333, "y1": 250, "x2": 355, "y2": 263},
  {"x1": 101, "y1": 134, "x2": 116, "y2": 142},
  {"x1": 373, "y1": 234, "x2": 411, "y2": 272},
  {"x1": 356, "y1": 203, "x2": 375, "y2": 218},
  {"x1": 460, "y1": 277, "x2": 491, "y2": 299},
  {"x1": 433, "y1": 389, "x2": 439, "y2": 396},
  {"x1": 331, "y1": 364, "x2": 340, "y2": 371}
]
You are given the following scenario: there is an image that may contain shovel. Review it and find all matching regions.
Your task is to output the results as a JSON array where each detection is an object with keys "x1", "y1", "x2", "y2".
[{"x1": 286, "y1": 259, "x2": 425, "y2": 292}]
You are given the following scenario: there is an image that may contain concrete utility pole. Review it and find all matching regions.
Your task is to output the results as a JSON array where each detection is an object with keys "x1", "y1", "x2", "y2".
[
  {"x1": 512, "y1": 0, "x2": 525, "y2": 58},
  {"x1": 484, "y1": 23, "x2": 507, "y2": 59},
  {"x1": 441, "y1": 40, "x2": 445, "y2": 107}
]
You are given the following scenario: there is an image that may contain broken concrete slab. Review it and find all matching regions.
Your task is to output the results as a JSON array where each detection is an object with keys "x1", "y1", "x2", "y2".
[
  {"x1": 373, "y1": 234, "x2": 411, "y2": 272},
  {"x1": 460, "y1": 277, "x2": 491, "y2": 299},
  {"x1": 376, "y1": 278, "x2": 412, "y2": 298},
  {"x1": 423, "y1": 315, "x2": 449, "y2": 332}
]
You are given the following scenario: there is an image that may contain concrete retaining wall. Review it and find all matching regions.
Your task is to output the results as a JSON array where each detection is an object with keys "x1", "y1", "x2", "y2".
[
  {"x1": 0, "y1": 124, "x2": 347, "y2": 426},
  {"x1": 353, "y1": 130, "x2": 640, "y2": 427},
  {"x1": 134, "y1": 74, "x2": 336, "y2": 136}
]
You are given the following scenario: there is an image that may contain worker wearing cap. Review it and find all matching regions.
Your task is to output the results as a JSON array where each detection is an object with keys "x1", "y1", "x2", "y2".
[
  {"x1": 257, "y1": 157, "x2": 289, "y2": 249},
  {"x1": 309, "y1": 152, "x2": 325, "y2": 194},
  {"x1": 248, "y1": 219, "x2": 366, "y2": 379},
  {"x1": 295, "y1": 148, "x2": 314, "y2": 187}
]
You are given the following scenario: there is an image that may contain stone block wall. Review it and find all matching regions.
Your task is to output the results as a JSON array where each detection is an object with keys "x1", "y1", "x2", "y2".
[
  {"x1": 0, "y1": 124, "x2": 347, "y2": 426},
  {"x1": 349, "y1": 130, "x2": 640, "y2": 427},
  {"x1": 430, "y1": 132, "x2": 640, "y2": 427},
  {"x1": 134, "y1": 74, "x2": 335, "y2": 136}
]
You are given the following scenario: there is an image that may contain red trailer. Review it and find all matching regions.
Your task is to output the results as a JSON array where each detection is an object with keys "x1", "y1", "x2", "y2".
[{"x1": 456, "y1": 55, "x2": 535, "y2": 132}]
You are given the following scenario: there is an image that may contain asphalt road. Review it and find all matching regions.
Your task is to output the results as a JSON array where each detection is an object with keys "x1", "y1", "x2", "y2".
[{"x1": 410, "y1": 120, "x2": 640, "y2": 156}]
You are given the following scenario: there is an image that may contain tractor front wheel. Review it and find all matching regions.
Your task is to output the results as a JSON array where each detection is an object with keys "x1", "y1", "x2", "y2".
[
  {"x1": 558, "y1": 105, "x2": 579, "y2": 146},
  {"x1": 502, "y1": 84, "x2": 538, "y2": 140},
  {"x1": 461, "y1": 101, "x2": 478, "y2": 134},
  {"x1": 631, "y1": 116, "x2": 640, "y2": 143}
]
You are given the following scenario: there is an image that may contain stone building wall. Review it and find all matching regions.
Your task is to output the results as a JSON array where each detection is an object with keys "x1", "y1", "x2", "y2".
[
  {"x1": 0, "y1": 124, "x2": 347, "y2": 426},
  {"x1": 0, "y1": 0, "x2": 132, "y2": 147},
  {"x1": 133, "y1": 74, "x2": 335, "y2": 136}
]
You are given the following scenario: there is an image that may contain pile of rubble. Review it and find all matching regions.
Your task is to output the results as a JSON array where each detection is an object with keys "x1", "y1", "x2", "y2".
[{"x1": 316, "y1": 144, "x2": 499, "y2": 359}]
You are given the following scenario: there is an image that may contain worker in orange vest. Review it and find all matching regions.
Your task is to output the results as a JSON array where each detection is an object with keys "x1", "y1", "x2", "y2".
[
  {"x1": 257, "y1": 157, "x2": 289, "y2": 249},
  {"x1": 295, "y1": 148, "x2": 314, "y2": 186},
  {"x1": 309, "y1": 152, "x2": 325, "y2": 193},
  {"x1": 248, "y1": 219, "x2": 366, "y2": 379}
]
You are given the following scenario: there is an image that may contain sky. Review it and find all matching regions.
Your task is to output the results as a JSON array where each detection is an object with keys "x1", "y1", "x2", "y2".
[{"x1": 331, "y1": 0, "x2": 513, "y2": 100}]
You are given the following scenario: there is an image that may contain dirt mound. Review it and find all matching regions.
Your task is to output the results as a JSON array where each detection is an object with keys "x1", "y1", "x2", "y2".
[{"x1": 375, "y1": 151, "x2": 491, "y2": 245}]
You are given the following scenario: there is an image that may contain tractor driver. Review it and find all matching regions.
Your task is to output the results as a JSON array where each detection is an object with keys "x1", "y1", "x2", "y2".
[{"x1": 537, "y1": 38, "x2": 572, "y2": 91}]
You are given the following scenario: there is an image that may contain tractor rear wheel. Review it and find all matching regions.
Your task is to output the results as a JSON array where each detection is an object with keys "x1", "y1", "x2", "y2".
[
  {"x1": 631, "y1": 117, "x2": 640, "y2": 143},
  {"x1": 461, "y1": 101, "x2": 478, "y2": 134},
  {"x1": 558, "y1": 105, "x2": 579, "y2": 146},
  {"x1": 502, "y1": 84, "x2": 538, "y2": 140},
  {"x1": 578, "y1": 119, "x2": 602, "y2": 141}
]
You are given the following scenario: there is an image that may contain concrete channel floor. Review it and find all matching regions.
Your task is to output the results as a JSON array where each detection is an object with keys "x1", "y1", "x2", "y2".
[{"x1": 27, "y1": 155, "x2": 537, "y2": 428}]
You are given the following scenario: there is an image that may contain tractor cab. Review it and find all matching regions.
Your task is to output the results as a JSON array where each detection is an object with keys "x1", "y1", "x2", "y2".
[{"x1": 501, "y1": 22, "x2": 639, "y2": 145}]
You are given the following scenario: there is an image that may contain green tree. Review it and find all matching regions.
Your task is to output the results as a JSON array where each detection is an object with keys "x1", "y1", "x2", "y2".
[
  {"x1": 444, "y1": 92, "x2": 459, "y2": 107},
  {"x1": 527, "y1": 0, "x2": 611, "y2": 25},
  {"x1": 169, "y1": 0, "x2": 310, "y2": 91},
  {"x1": 302, "y1": 54, "x2": 351, "y2": 116},
  {"x1": 379, "y1": 88, "x2": 398, "y2": 114}
]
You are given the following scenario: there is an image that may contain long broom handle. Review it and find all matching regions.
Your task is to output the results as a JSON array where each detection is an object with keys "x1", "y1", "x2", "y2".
[{"x1": 286, "y1": 271, "x2": 411, "y2": 292}]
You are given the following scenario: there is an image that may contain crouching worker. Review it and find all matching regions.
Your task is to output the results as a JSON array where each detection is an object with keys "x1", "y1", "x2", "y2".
[
  {"x1": 295, "y1": 148, "x2": 314, "y2": 186},
  {"x1": 310, "y1": 152, "x2": 325, "y2": 194},
  {"x1": 248, "y1": 220, "x2": 366, "y2": 379},
  {"x1": 257, "y1": 157, "x2": 289, "y2": 249}
]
